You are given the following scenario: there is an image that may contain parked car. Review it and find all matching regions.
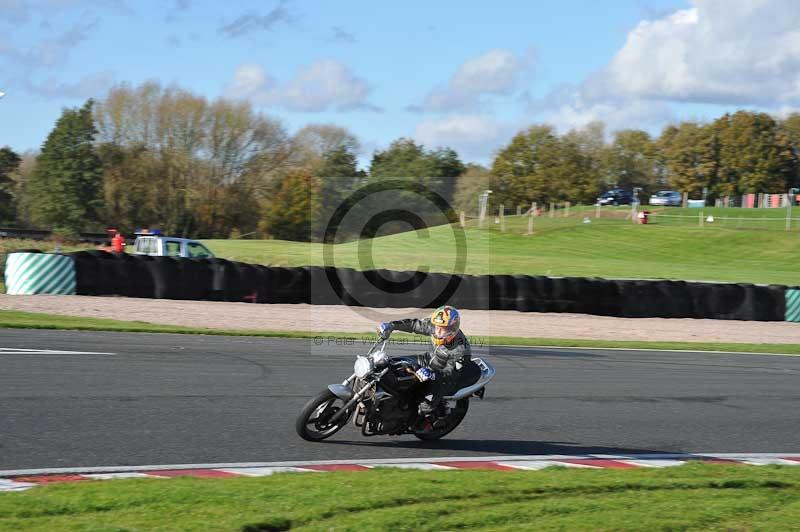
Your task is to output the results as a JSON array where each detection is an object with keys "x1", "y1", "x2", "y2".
[
  {"x1": 596, "y1": 189, "x2": 634, "y2": 206},
  {"x1": 132, "y1": 230, "x2": 215, "y2": 258},
  {"x1": 649, "y1": 190, "x2": 682, "y2": 206}
]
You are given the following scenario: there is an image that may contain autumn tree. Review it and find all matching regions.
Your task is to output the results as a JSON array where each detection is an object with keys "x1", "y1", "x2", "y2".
[
  {"x1": 94, "y1": 82, "x2": 293, "y2": 237},
  {"x1": 714, "y1": 111, "x2": 797, "y2": 195},
  {"x1": 603, "y1": 129, "x2": 659, "y2": 197},
  {"x1": 658, "y1": 122, "x2": 718, "y2": 200},
  {"x1": 259, "y1": 169, "x2": 321, "y2": 241}
]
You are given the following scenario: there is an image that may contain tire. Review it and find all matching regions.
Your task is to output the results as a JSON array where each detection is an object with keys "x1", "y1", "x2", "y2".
[
  {"x1": 414, "y1": 398, "x2": 470, "y2": 441},
  {"x1": 296, "y1": 389, "x2": 352, "y2": 442}
]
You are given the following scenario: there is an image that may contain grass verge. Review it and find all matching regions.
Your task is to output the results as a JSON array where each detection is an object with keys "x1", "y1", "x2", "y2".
[
  {"x1": 1, "y1": 309, "x2": 799, "y2": 355},
  {"x1": 1, "y1": 465, "x2": 799, "y2": 531}
]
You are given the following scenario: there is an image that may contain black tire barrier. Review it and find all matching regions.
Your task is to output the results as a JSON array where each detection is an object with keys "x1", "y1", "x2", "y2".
[
  {"x1": 231, "y1": 262, "x2": 264, "y2": 303},
  {"x1": 208, "y1": 258, "x2": 239, "y2": 301},
  {"x1": 63, "y1": 251, "x2": 791, "y2": 321},
  {"x1": 146, "y1": 257, "x2": 181, "y2": 299},
  {"x1": 178, "y1": 259, "x2": 213, "y2": 301},
  {"x1": 264, "y1": 266, "x2": 309, "y2": 304},
  {"x1": 111, "y1": 253, "x2": 152, "y2": 298},
  {"x1": 308, "y1": 266, "x2": 343, "y2": 306}
]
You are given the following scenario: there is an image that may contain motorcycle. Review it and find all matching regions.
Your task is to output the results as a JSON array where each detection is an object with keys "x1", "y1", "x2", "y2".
[{"x1": 295, "y1": 338, "x2": 495, "y2": 441}]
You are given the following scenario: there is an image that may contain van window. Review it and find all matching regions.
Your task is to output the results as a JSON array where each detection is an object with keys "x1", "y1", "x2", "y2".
[
  {"x1": 165, "y1": 241, "x2": 181, "y2": 257},
  {"x1": 136, "y1": 238, "x2": 156, "y2": 254},
  {"x1": 187, "y1": 242, "x2": 213, "y2": 258}
]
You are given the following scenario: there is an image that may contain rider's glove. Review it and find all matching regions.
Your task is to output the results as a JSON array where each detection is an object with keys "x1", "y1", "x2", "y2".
[
  {"x1": 377, "y1": 322, "x2": 393, "y2": 339},
  {"x1": 415, "y1": 367, "x2": 437, "y2": 382}
]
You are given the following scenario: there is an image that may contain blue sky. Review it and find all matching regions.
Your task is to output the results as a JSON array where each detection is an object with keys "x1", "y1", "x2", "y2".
[{"x1": 2, "y1": 0, "x2": 799, "y2": 166}]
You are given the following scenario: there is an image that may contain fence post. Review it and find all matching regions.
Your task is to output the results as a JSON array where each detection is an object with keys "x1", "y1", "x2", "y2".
[
  {"x1": 788, "y1": 195, "x2": 793, "y2": 232},
  {"x1": 595, "y1": 203, "x2": 600, "y2": 218},
  {"x1": 631, "y1": 203, "x2": 637, "y2": 224},
  {"x1": 527, "y1": 202, "x2": 535, "y2": 235},
  {"x1": 564, "y1": 201, "x2": 570, "y2": 217},
  {"x1": 459, "y1": 210, "x2": 466, "y2": 228},
  {"x1": 699, "y1": 210, "x2": 704, "y2": 227},
  {"x1": 517, "y1": 205, "x2": 522, "y2": 216},
  {"x1": 499, "y1": 204, "x2": 505, "y2": 232},
  {"x1": 683, "y1": 192, "x2": 688, "y2": 208},
  {"x1": 549, "y1": 203, "x2": 555, "y2": 218}
]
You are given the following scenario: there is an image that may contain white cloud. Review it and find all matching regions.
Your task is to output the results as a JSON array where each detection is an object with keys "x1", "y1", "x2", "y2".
[
  {"x1": 414, "y1": 114, "x2": 515, "y2": 162},
  {"x1": 411, "y1": 48, "x2": 534, "y2": 112},
  {"x1": 27, "y1": 71, "x2": 115, "y2": 99},
  {"x1": 226, "y1": 61, "x2": 381, "y2": 112},
  {"x1": 589, "y1": 0, "x2": 800, "y2": 106},
  {"x1": 0, "y1": 18, "x2": 109, "y2": 100},
  {"x1": 542, "y1": 96, "x2": 675, "y2": 136}
]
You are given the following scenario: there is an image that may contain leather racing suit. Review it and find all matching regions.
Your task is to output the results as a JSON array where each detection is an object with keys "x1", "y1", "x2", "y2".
[{"x1": 386, "y1": 316, "x2": 472, "y2": 415}]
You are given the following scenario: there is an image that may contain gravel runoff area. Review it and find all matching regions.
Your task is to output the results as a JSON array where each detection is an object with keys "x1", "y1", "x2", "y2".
[{"x1": 1, "y1": 294, "x2": 800, "y2": 344}]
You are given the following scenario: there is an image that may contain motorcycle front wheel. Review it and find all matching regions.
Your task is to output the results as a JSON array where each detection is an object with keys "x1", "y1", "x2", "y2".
[
  {"x1": 414, "y1": 398, "x2": 470, "y2": 441},
  {"x1": 296, "y1": 389, "x2": 352, "y2": 442}
]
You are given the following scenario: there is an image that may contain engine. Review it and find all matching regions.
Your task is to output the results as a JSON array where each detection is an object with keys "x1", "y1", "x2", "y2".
[{"x1": 363, "y1": 395, "x2": 414, "y2": 435}]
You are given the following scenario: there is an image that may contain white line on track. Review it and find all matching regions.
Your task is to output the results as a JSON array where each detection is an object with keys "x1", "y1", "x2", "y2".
[{"x1": 0, "y1": 347, "x2": 115, "y2": 355}]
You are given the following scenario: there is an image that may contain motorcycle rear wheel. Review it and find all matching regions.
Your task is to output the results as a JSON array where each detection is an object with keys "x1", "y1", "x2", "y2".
[
  {"x1": 296, "y1": 389, "x2": 352, "y2": 442},
  {"x1": 413, "y1": 398, "x2": 470, "y2": 441}
]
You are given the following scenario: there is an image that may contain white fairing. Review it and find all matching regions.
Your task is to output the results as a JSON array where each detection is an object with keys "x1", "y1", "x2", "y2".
[{"x1": 444, "y1": 357, "x2": 496, "y2": 401}]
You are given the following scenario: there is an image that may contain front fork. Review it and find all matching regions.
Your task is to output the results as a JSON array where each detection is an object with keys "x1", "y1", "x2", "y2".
[{"x1": 327, "y1": 376, "x2": 374, "y2": 425}]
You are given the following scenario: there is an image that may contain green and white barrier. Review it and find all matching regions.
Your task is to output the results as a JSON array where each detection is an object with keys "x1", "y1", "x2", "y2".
[
  {"x1": 787, "y1": 289, "x2": 800, "y2": 323},
  {"x1": 4, "y1": 252, "x2": 76, "y2": 295}
]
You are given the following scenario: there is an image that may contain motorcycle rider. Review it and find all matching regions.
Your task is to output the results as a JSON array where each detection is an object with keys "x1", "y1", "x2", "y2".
[{"x1": 377, "y1": 305, "x2": 471, "y2": 424}]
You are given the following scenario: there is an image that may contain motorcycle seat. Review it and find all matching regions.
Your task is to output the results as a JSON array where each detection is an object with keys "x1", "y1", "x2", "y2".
[{"x1": 454, "y1": 360, "x2": 481, "y2": 389}]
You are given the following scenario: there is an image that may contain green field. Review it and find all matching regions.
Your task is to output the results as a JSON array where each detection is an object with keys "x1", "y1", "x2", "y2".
[
  {"x1": 203, "y1": 206, "x2": 800, "y2": 285},
  {"x1": 1, "y1": 465, "x2": 799, "y2": 531}
]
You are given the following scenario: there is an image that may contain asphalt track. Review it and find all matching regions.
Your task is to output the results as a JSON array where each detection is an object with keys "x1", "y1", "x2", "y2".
[{"x1": 1, "y1": 328, "x2": 799, "y2": 470}]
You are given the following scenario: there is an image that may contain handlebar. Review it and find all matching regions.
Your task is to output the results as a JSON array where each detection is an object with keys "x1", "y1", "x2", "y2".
[{"x1": 365, "y1": 338, "x2": 387, "y2": 356}]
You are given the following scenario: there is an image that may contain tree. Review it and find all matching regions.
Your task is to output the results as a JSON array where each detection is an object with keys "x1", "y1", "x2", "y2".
[
  {"x1": 780, "y1": 113, "x2": 800, "y2": 189},
  {"x1": 94, "y1": 82, "x2": 292, "y2": 237},
  {"x1": 315, "y1": 145, "x2": 364, "y2": 236},
  {"x1": 658, "y1": 122, "x2": 718, "y2": 200},
  {"x1": 603, "y1": 129, "x2": 658, "y2": 195},
  {"x1": 714, "y1": 111, "x2": 796, "y2": 195},
  {"x1": 557, "y1": 130, "x2": 603, "y2": 204},
  {"x1": 7, "y1": 151, "x2": 37, "y2": 227},
  {"x1": 491, "y1": 125, "x2": 562, "y2": 206},
  {"x1": 28, "y1": 100, "x2": 103, "y2": 234},
  {"x1": 291, "y1": 124, "x2": 360, "y2": 173},
  {"x1": 453, "y1": 164, "x2": 491, "y2": 214},
  {"x1": 0, "y1": 147, "x2": 21, "y2": 224},
  {"x1": 259, "y1": 169, "x2": 321, "y2": 241},
  {"x1": 368, "y1": 138, "x2": 464, "y2": 203}
]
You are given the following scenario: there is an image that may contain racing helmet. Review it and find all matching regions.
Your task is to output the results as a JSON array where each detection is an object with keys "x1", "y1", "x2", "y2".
[{"x1": 430, "y1": 305, "x2": 460, "y2": 346}]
